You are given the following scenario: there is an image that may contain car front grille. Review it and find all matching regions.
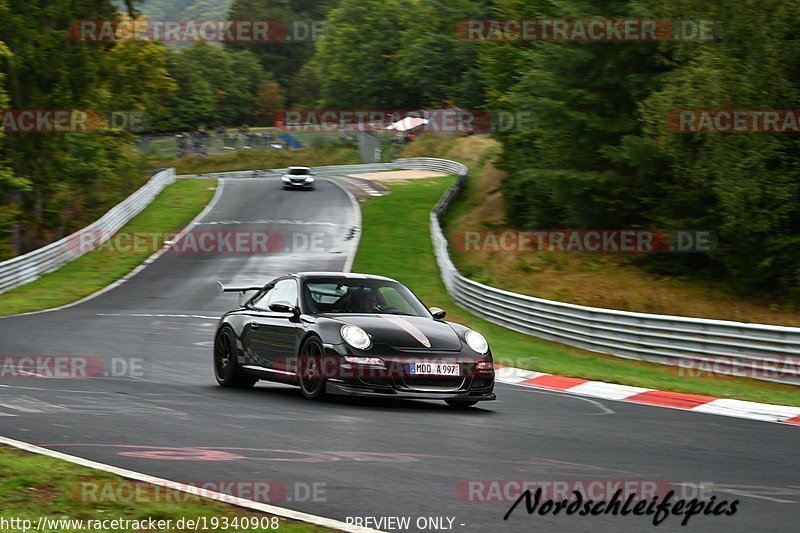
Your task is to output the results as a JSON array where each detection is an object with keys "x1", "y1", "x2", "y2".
[{"x1": 398, "y1": 376, "x2": 466, "y2": 391}]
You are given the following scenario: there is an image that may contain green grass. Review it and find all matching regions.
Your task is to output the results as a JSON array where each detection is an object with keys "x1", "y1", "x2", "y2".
[
  {"x1": 0, "y1": 178, "x2": 216, "y2": 317},
  {"x1": 0, "y1": 446, "x2": 329, "y2": 533},
  {"x1": 352, "y1": 177, "x2": 800, "y2": 407}
]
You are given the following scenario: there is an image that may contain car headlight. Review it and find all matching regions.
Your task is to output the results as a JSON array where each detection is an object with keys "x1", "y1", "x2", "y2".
[
  {"x1": 464, "y1": 329, "x2": 489, "y2": 354},
  {"x1": 341, "y1": 325, "x2": 372, "y2": 350}
]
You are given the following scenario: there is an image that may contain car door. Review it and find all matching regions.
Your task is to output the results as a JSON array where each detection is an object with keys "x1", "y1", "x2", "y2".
[{"x1": 247, "y1": 277, "x2": 300, "y2": 376}]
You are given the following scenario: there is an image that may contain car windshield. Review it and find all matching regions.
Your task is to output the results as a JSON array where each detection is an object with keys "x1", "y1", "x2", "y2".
[
  {"x1": 303, "y1": 278, "x2": 430, "y2": 317},
  {"x1": 289, "y1": 168, "x2": 310, "y2": 175}
]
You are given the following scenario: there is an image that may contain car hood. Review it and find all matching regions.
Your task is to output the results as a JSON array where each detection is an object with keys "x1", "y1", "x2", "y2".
[{"x1": 327, "y1": 314, "x2": 463, "y2": 351}]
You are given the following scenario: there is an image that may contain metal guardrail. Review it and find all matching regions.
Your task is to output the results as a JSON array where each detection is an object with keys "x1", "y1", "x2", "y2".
[
  {"x1": 302, "y1": 163, "x2": 394, "y2": 175},
  {"x1": 0, "y1": 168, "x2": 176, "y2": 294},
  {"x1": 180, "y1": 170, "x2": 281, "y2": 180},
  {"x1": 395, "y1": 157, "x2": 800, "y2": 386}
]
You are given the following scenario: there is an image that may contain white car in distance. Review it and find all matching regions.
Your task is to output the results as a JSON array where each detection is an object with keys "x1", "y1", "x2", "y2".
[{"x1": 281, "y1": 166, "x2": 316, "y2": 190}]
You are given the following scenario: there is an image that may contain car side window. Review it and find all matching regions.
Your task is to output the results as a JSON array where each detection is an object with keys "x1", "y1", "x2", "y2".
[
  {"x1": 251, "y1": 279, "x2": 297, "y2": 311},
  {"x1": 269, "y1": 279, "x2": 298, "y2": 307},
  {"x1": 249, "y1": 284, "x2": 274, "y2": 310}
]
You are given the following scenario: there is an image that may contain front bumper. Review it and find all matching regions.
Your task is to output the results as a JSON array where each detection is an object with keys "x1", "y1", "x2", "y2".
[
  {"x1": 321, "y1": 344, "x2": 496, "y2": 402},
  {"x1": 325, "y1": 380, "x2": 496, "y2": 401},
  {"x1": 282, "y1": 177, "x2": 315, "y2": 188}
]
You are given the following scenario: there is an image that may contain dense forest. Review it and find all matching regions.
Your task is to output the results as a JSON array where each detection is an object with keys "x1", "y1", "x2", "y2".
[{"x1": 0, "y1": 0, "x2": 798, "y2": 298}]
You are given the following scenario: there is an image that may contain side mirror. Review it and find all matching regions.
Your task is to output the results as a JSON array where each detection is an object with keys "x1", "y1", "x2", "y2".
[
  {"x1": 269, "y1": 302, "x2": 298, "y2": 315},
  {"x1": 430, "y1": 307, "x2": 446, "y2": 320}
]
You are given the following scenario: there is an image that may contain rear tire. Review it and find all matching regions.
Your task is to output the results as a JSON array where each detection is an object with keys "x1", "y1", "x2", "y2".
[
  {"x1": 214, "y1": 327, "x2": 257, "y2": 388},
  {"x1": 297, "y1": 337, "x2": 327, "y2": 400},
  {"x1": 445, "y1": 400, "x2": 478, "y2": 409}
]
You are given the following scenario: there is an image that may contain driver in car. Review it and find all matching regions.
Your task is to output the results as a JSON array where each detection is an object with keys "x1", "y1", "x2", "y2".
[{"x1": 349, "y1": 288, "x2": 378, "y2": 313}]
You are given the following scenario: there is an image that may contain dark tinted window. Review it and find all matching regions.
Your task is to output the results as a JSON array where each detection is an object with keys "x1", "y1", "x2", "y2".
[{"x1": 303, "y1": 278, "x2": 430, "y2": 317}]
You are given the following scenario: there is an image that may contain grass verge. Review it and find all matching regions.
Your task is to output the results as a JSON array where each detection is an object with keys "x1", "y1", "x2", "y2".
[
  {"x1": 352, "y1": 177, "x2": 800, "y2": 407},
  {"x1": 0, "y1": 445, "x2": 329, "y2": 532},
  {"x1": 0, "y1": 178, "x2": 216, "y2": 317}
]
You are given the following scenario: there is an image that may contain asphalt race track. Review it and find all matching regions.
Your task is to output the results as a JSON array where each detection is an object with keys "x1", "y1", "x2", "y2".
[{"x1": 0, "y1": 176, "x2": 798, "y2": 532}]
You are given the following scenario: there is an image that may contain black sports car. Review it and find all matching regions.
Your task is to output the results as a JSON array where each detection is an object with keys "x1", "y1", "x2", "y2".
[{"x1": 213, "y1": 272, "x2": 495, "y2": 407}]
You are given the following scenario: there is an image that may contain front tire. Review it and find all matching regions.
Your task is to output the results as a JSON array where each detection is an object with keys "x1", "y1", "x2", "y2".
[
  {"x1": 297, "y1": 337, "x2": 327, "y2": 400},
  {"x1": 214, "y1": 327, "x2": 257, "y2": 388}
]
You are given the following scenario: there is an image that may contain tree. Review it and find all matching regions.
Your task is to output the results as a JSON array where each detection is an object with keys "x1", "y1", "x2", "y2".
[
  {"x1": 165, "y1": 43, "x2": 266, "y2": 129},
  {"x1": 285, "y1": 62, "x2": 321, "y2": 108},
  {"x1": 0, "y1": 0, "x2": 162, "y2": 253},
  {"x1": 315, "y1": 0, "x2": 409, "y2": 109},
  {"x1": 638, "y1": 0, "x2": 800, "y2": 292},
  {"x1": 482, "y1": 0, "x2": 669, "y2": 230},
  {"x1": 227, "y1": 0, "x2": 337, "y2": 94},
  {"x1": 395, "y1": 0, "x2": 488, "y2": 108},
  {"x1": 0, "y1": 38, "x2": 29, "y2": 259},
  {"x1": 252, "y1": 82, "x2": 284, "y2": 125},
  {"x1": 104, "y1": 40, "x2": 177, "y2": 128}
]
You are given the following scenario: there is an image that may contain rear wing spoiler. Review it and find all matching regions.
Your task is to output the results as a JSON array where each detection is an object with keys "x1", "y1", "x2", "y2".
[
  {"x1": 217, "y1": 281, "x2": 262, "y2": 293},
  {"x1": 217, "y1": 280, "x2": 263, "y2": 306}
]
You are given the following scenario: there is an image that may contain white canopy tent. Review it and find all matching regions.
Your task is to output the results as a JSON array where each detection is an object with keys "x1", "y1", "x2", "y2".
[{"x1": 386, "y1": 117, "x2": 429, "y2": 132}]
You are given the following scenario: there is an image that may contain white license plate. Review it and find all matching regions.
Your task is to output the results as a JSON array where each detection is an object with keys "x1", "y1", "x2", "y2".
[{"x1": 408, "y1": 362, "x2": 460, "y2": 376}]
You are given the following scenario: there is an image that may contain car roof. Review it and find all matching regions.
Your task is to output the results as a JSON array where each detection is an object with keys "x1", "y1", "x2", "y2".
[
  {"x1": 287, "y1": 166, "x2": 311, "y2": 170},
  {"x1": 293, "y1": 271, "x2": 399, "y2": 283}
]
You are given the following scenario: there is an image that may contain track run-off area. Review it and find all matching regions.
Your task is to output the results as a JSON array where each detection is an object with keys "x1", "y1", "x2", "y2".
[{"x1": 0, "y1": 176, "x2": 798, "y2": 532}]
